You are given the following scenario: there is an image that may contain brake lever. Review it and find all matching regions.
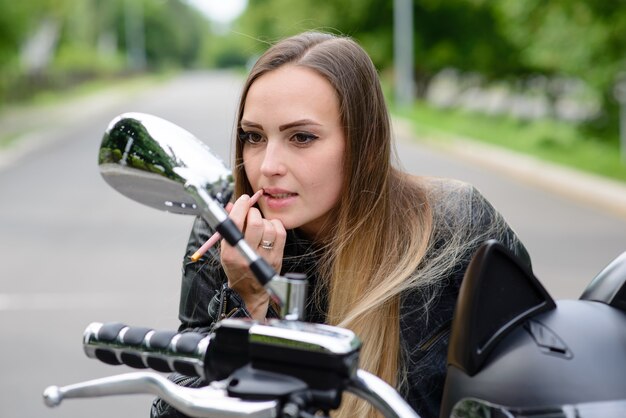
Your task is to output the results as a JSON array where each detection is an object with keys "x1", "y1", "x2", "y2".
[{"x1": 43, "y1": 371, "x2": 279, "y2": 418}]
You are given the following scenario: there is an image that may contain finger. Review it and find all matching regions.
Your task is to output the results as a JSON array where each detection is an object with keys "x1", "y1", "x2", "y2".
[
  {"x1": 227, "y1": 190, "x2": 263, "y2": 231},
  {"x1": 249, "y1": 189, "x2": 263, "y2": 207},
  {"x1": 269, "y1": 219, "x2": 287, "y2": 249},
  {"x1": 259, "y1": 220, "x2": 278, "y2": 251},
  {"x1": 244, "y1": 207, "x2": 265, "y2": 245},
  {"x1": 228, "y1": 194, "x2": 249, "y2": 226},
  {"x1": 260, "y1": 219, "x2": 286, "y2": 274}
]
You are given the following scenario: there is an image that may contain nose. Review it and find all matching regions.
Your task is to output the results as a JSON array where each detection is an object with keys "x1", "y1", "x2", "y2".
[{"x1": 259, "y1": 139, "x2": 287, "y2": 177}]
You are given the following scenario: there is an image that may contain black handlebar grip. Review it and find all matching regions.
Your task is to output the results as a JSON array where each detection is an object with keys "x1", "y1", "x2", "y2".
[
  {"x1": 93, "y1": 323, "x2": 156, "y2": 368},
  {"x1": 84, "y1": 322, "x2": 210, "y2": 378},
  {"x1": 119, "y1": 326, "x2": 153, "y2": 369},
  {"x1": 93, "y1": 322, "x2": 126, "y2": 366},
  {"x1": 177, "y1": 333, "x2": 207, "y2": 353},
  {"x1": 122, "y1": 326, "x2": 153, "y2": 345},
  {"x1": 97, "y1": 322, "x2": 127, "y2": 342},
  {"x1": 173, "y1": 333, "x2": 207, "y2": 376},
  {"x1": 145, "y1": 330, "x2": 178, "y2": 373}
]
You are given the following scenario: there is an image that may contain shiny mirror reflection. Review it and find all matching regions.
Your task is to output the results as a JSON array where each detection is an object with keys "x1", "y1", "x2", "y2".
[{"x1": 99, "y1": 112, "x2": 233, "y2": 215}]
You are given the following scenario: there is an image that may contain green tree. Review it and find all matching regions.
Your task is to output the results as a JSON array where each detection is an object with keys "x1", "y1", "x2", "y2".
[
  {"x1": 232, "y1": 0, "x2": 523, "y2": 89},
  {"x1": 0, "y1": 0, "x2": 70, "y2": 99},
  {"x1": 231, "y1": 0, "x2": 626, "y2": 134},
  {"x1": 493, "y1": 0, "x2": 626, "y2": 134},
  {"x1": 0, "y1": 0, "x2": 214, "y2": 104}
]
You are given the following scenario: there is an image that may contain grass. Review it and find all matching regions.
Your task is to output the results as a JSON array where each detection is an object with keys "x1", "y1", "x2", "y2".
[
  {"x1": 0, "y1": 133, "x2": 22, "y2": 149},
  {"x1": 392, "y1": 100, "x2": 626, "y2": 183}
]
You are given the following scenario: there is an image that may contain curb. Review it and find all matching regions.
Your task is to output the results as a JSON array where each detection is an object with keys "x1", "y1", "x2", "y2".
[{"x1": 393, "y1": 117, "x2": 626, "y2": 221}]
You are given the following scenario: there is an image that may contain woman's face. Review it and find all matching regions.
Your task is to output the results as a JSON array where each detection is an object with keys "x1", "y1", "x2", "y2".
[{"x1": 241, "y1": 65, "x2": 345, "y2": 238}]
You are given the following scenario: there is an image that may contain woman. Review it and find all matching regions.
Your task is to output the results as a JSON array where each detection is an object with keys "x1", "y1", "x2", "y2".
[{"x1": 152, "y1": 31, "x2": 530, "y2": 418}]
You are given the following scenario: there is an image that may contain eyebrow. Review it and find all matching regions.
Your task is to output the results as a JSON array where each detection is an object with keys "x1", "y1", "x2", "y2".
[
  {"x1": 240, "y1": 119, "x2": 321, "y2": 131},
  {"x1": 278, "y1": 119, "x2": 321, "y2": 131},
  {"x1": 240, "y1": 120, "x2": 263, "y2": 129}
]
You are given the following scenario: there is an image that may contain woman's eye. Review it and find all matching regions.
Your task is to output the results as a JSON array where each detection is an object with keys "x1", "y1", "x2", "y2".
[
  {"x1": 292, "y1": 133, "x2": 318, "y2": 145},
  {"x1": 238, "y1": 130, "x2": 263, "y2": 144}
]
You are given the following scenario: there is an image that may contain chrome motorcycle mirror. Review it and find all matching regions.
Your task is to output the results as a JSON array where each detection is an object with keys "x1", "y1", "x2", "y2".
[
  {"x1": 98, "y1": 112, "x2": 307, "y2": 320},
  {"x1": 99, "y1": 112, "x2": 234, "y2": 215}
]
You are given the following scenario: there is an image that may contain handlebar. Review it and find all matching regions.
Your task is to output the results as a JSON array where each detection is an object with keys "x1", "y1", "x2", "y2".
[
  {"x1": 83, "y1": 322, "x2": 209, "y2": 378},
  {"x1": 82, "y1": 318, "x2": 363, "y2": 387},
  {"x1": 44, "y1": 319, "x2": 421, "y2": 417}
]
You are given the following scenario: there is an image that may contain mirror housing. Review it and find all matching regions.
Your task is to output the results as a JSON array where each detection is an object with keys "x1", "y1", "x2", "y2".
[{"x1": 99, "y1": 112, "x2": 233, "y2": 215}]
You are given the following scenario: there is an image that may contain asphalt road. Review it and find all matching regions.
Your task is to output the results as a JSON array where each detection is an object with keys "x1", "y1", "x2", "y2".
[{"x1": 1, "y1": 70, "x2": 625, "y2": 417}]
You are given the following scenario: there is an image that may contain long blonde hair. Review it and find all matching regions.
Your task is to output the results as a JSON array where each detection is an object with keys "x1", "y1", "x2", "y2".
[{"x1": 233, "y1": 32, "x2": 434, "y2": 417}]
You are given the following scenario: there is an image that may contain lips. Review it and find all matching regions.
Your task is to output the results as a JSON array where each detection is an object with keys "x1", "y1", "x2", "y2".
[
  {"x1": 263, "y1": 188, "x2": 297, "y2": 199},
  {"x1": 266, "y1": 192, "x2": 297, "y2": 199},
  {"x1": 262, "y1": 188, "x2": 298, "y2": 210}
]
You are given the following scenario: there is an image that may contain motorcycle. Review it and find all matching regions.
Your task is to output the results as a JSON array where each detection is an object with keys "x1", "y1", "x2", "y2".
[{"x1": 43, "y1": 113, "x2": 626, "y2": 417}]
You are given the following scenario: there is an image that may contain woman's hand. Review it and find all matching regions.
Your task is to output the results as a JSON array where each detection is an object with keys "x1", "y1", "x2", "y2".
[{"x1": 220, "y1": 192, "x2": 286, "y2": 320}]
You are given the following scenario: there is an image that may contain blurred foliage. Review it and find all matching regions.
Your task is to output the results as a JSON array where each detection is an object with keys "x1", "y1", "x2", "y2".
[
  {"x1": 0, "y1": 0, "x2": 211, "y2": 104},
  {"x1": 492, "y1": 0, "x2": 626, "y2": 135},
  {"x1": 199, "y1": 33, "x2": 253, "y2": 69},
  {"x1": 228, "y1": 0, "x2": 626, "y2": 137},
  {"x1": 231, "y1": 0, "x2": 525, "y2": 81},
  {"x1": 1, "y1": 0, "x2": 625, "y2": 138}
]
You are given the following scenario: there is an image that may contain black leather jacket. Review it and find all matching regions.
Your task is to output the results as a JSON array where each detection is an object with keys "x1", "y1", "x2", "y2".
[{"x1": 151, "y1": 178, "x2": 530, "y2": 418}]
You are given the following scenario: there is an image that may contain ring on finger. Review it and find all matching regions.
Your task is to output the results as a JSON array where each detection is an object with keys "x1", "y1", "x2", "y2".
[{"x1": 260, "y1": 240, "x2": 274, "y2": 250}]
